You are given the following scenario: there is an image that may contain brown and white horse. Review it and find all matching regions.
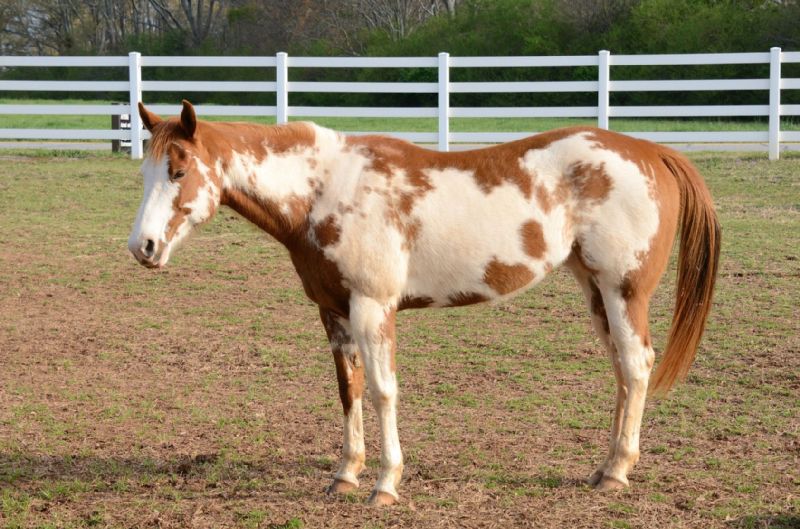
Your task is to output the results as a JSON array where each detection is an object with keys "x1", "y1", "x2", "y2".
[{"x1": 128, "y1": 100, "x2": 720, "y2": 505}]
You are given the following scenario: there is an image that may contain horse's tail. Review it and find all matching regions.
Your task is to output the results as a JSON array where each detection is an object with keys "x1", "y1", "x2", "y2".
[{"x1": 649, "y1": 149, "x2": 721, "y2": 396}]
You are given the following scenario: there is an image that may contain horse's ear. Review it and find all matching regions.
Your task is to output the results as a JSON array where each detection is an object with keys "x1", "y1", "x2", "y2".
[
  {"x1": 138, "y1": 102, "x2": 162, "y2": 132},
  {"x1": 180, "y1": 99, "x2": 197, "y2": 138}
]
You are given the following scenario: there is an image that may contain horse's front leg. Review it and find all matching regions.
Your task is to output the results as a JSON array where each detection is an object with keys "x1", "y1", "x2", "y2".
[
  {"x1": 319, "y1": 308, "x2": 366, "y2": 494},
  {"x1": 349, "y1": 295, "x2": 403, "y2": 506}
]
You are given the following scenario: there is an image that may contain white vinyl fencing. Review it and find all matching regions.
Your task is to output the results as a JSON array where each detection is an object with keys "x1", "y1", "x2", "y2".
[{"x1": 0, "y1": 49, "x2": 798, "y2": 160}]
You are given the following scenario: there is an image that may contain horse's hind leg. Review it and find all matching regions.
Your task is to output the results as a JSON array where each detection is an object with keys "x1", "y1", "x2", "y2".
[
  {"x1": 566, "y1": 256, "x2": 625, "y2": 486},
  {"x1": 591, "y1": 280, "x2": 656, "y2": 490},
  {"x1": 319, "y1": 308, "x2": 366, "y2": 494}
]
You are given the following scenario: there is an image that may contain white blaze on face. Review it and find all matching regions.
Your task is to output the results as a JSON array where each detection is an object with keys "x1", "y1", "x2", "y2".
[
  {"x1": 128, "y1": 157, "x2": 178, "y2": 266},
  {"x1": 128, "y1": 154, "x2": 219, "y2": 267}
]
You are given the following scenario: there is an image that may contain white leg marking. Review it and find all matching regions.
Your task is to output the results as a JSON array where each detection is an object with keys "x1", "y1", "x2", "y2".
[
  {"x1": 349, "y1": 295, "x2": 403, "y2": 501},
  {"x1": 598, "y1": 285, "x2": 654, "y2": 485},
  {"x1": 335, "y1": 341, "x2": 366, "y2": 487}
]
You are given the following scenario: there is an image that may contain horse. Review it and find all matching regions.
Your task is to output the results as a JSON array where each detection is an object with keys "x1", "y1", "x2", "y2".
[{"x1": 128, "y1": 100, "x2": 720, "y2": 505}]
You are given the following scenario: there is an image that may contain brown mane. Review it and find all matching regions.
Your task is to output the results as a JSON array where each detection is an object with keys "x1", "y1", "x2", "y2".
[
  {"x1": 146, "y1": 118, "x2": 317, "y2": 160},
  {"x1": 145, "y1": 118, "x2": 190, "y2": 159}
]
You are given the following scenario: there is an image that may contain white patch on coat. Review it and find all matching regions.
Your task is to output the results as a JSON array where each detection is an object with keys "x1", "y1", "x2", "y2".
[
  {"x1": 128, "y1": 157, "x2": 177, "y2": 257},
  {"x1": 521, "y1": 132, "x2": 660, "y2": 280},
  {"x1": 402, "y1": 168, "x2": 557, "y2": 305},
  {"x1": 225, "y1": 148, "x2": 317, "y2": 203}
]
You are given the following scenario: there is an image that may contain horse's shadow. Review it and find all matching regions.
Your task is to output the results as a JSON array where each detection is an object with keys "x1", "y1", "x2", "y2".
[
  {"x1": 726, "y1": 516, "x2": 800, "y2": 529},
  {"x1": 0, "y1": 451, "x2": 329, "y2": 489}
]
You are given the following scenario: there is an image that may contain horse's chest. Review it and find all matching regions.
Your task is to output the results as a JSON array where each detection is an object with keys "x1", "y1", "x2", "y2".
[{"x1": 289, "y1": 243, "x2": 351, "y2": 317}]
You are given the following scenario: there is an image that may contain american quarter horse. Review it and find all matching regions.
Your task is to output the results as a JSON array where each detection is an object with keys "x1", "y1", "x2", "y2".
[{"x1": 128, "y1": 101, "x2": 720, "y2": 505}]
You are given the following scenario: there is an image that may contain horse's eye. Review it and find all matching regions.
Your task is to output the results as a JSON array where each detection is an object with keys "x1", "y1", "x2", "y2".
[{"x1": 173, "y1": 170, "x2": 186, "y2": 180}]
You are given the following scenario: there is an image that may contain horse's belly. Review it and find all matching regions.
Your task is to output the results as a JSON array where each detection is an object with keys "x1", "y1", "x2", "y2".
[{"x1": 403, "y1": 203, "x2": 570, "y2": 308}]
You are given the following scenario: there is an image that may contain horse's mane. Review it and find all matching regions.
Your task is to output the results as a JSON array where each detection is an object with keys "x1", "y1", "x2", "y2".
[
  {"x1": 146, "y1": 119, "x2": 316, "y2": 159},
  {"x1": 145, "y1": 119, "x2": 189, "y2": 159}
]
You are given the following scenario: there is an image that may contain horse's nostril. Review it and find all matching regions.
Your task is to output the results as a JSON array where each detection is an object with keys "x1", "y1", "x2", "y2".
[{"x1": 143, "y1": 239, "x2": 155, "y2": 258}]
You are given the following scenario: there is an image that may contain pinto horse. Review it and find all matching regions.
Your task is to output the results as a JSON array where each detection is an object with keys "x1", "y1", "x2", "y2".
[{"x1": 128, "y1": 100, "x2": 720, "y2": 505}]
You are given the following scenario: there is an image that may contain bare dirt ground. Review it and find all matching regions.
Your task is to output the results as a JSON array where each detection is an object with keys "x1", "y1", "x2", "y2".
[{"x1": 0, "y1": 151, "x2": 798, "y2": 528}]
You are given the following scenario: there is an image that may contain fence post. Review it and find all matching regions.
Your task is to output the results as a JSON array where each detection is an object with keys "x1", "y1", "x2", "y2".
[
  {"x1": 438, "y1": 52, "x2": 450, "y2": 152},
  {"x1": 598, "y1": 50, "x2": 610, "y2": 130},
  {"x1": 276, "y1": 52, "x2": 288, "y2": 125},
  {"x1": 128, "y1": 51, "x2": 143, "y2": 159},
  {"x1": 769, "y1": 46, "x2": 781, "y2": 161}
]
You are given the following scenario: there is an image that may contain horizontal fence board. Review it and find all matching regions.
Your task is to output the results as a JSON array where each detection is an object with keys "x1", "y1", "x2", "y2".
[
  {"x1": 610, "y1": 79, "x2": 769, "y2": 92},
  {"x1": 451, "y1": 132, "x2": 533, "y2": 143},
  {"x1": 451, "y1": 106, "x2": 597, "y2": 118},
  {"x1": 0, "y1": 128, "x2": 128, "y2": 140},
  {"x1": 782, "y1": 131, "x2": 800, "y2": 141},
  {"x1": 451, "y1": 81, "x2": 598, "y2": 93},
  {"x1": 288, "y1": 57, "x2": 437, "y2": 68},
  {"x1": 449, "y1": 56, "x2": 598, "y2": 67},
  {"x1": 0, "y1": 80, "x2": 129, "y2": 91},
  {"x1": 611, "y1": 52, "x2": 770, "y2": 66},
  {"x1": 610, "y1": 105, "x2": 769, "y2": 117},
  {"x1": 288, "y1": 106, "x2": 437, "y2": 118},
  {"x1": 627, "y1": 131, "x2": 768, "y2": 142},
  {"x1": 782, "y1": 52, "x2": 800, "y2": 63},
  {"x1": 0, "y1": 104, "x2": 131, "y2": 115},
  {"x1": 142, "y1": 81, "x2": 277, "y2": 92},
  {"x1": 781, "y1": 105, "x2": 800, "y2": 115},
  {"x1": 141, "y1": 56, "x2": 276, "y2": 67},
  {"x1": 782, "y1": 78, "x2": 800, "y2": 89},
  {"x1": 0, "y1": 56, "x2": 128, "y2": 67},
  {"x1": 147, "y1": 104, "x2": 277, "y2": 116},
  {"x1": 288, "y1": 81, "x2": 438, "y2": 93}
]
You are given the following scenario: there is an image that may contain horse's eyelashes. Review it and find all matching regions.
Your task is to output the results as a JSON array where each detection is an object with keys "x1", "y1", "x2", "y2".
[{"x1": 173, "y1": 170, "x2": 186, "y2": 181}]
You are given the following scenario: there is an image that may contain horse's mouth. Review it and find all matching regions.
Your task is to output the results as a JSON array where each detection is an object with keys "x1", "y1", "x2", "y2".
[{"x1": 131, "y1": 250, "x2": 167, "y2": 269}]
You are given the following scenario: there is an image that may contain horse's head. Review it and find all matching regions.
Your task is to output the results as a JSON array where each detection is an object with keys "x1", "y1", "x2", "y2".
[{"x1": 128, "y1": 100, "x2": 222, "y2": 268}]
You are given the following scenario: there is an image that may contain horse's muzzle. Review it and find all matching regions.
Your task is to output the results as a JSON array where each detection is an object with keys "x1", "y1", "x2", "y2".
[{"x1": 129, "y1": 237, "x2": 163, "y2": 268}]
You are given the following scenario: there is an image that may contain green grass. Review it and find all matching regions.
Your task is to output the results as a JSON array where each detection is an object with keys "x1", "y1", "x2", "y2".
[
  {"x1": 0, "y1": 149, "x2": 797, "y2": 527},
  {"x1": 1, "y1": 97, "x2": 799, "y2": 133}
]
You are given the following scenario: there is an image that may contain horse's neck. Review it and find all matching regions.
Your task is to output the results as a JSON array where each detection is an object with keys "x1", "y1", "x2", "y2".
[{"x1": 217, "y1": 123, "x2": 334, "y2": 246}]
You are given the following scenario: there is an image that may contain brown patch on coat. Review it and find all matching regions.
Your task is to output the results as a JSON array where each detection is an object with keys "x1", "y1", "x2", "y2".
[
  {"x1": 347, "y1": 136, "x2": 435, "y2": 248},
  {"x1": 222, "y1": 187, "x2": 310, "y2": 246},
  {"x1": 610, "y1": 146, "x2": 683, "y2": 355},
  {"x1": 162, "y1": 143, "x2": 217, "y2": 243},
  {"x1": 568, "y1": 161, "x2": 613, "y2": 202},
  {"x1": 398, "y1": 295, "x2": 434, "y2": 310},
  {"x1": 380, "y1": 309, "x2": 397, "y2": 372},
  {"x1": 446, "y1": 292, "x2": 489, "y2": 307},
  {"x1": 313, "y1": 214, "x2": 341, "y2": 247},
  {"x1": 262, "y1": 122, "x2": 316, "y2": 154},
  {"x1": 401, "y1": 219, "x2": 422, "y2": 251},
  {"x1": 483, "y1": 258, "x2": 535, "y2": 295},
  {"x1": 589, "y1": 278, "x2": 610, "y2": 335},
  {"x1": 585, "y1": 128, "x2": 654, "y2": 176},
  {"x1": 320, "y1": 309, "x2": 364, "y2": 416},
  {"x1": 288, "y1": 239, "x2": 351, "y2": 318},
  {"x1": 520, "y1": 220, "x2": 546, "y2": 259}
]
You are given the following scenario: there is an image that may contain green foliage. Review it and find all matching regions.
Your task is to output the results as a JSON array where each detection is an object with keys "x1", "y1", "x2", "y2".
[{"x1": 0, "y1": 0, "x2": 798, "y2": 109}]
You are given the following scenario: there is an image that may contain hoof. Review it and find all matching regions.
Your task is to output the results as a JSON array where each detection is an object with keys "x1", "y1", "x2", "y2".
[
  {"x1": 326, "y1": 478, "x2": 358, "y2": 495},
  {"x1": 594, "y1": 475, "x2": 628, "y2": 492},
  {"x1": 586, "y1": 469, "x2": 604, "y2": 487},
  {"x1": 367, "y1": 490, "x2": 398, "y2": 506}
]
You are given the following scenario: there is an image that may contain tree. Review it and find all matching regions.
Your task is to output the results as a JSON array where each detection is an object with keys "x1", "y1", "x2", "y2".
[{"x1": 148, "y1": 0, "x2": 226, "y2": 48}]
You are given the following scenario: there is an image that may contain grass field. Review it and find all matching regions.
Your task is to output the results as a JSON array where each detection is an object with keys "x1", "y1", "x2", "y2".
[
  {"x1": 0, "y1": 148, "x2": 798, "y2": 528},
  {"x1": 2, "y1": 98, "x2": 800, "y2": 134}
]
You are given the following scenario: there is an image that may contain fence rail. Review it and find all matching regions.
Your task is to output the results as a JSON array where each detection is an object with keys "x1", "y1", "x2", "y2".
[{"x1": 0, "y1": 49, "x2": 797, "y2": 159}]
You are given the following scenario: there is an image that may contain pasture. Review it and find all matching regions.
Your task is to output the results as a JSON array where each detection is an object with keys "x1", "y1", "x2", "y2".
[{"x1": 0, "y1": 146, "x2": 798, "y2": 528}]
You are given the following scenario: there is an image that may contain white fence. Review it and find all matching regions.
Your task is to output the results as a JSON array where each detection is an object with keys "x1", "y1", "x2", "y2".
[{"x1": 0, "y1": 49, "x2": 798, "y2": 160}]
